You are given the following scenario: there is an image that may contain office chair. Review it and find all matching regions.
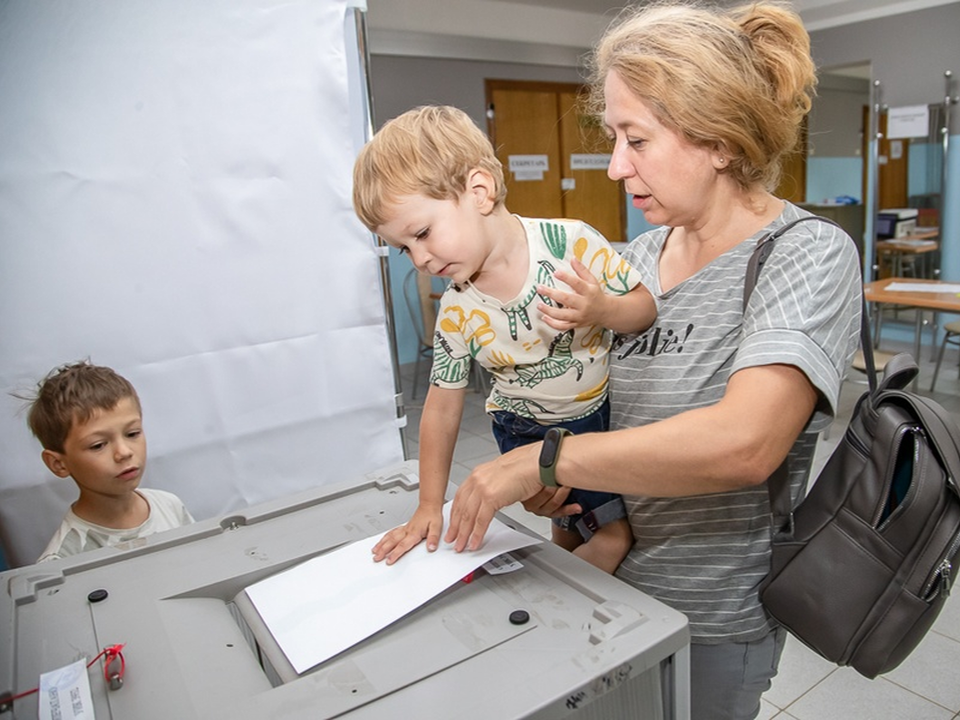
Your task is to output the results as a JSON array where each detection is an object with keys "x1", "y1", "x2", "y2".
[{"x1": 930, "y1": 320, "x2": 960, "y2": 392}]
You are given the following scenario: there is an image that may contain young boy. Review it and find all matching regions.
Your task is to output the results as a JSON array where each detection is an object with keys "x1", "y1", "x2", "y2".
[
  {"x1": 353, "y1": 105, "x2": 657, "y2": 573},
  {"x1": 25, "y1": 361, "x2": 194, "y2": 562}
]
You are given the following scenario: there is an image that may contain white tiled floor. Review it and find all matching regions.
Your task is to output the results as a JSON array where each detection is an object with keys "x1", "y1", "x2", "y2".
[{"x1": 398, "y1": 315, "x2": 960, "y2": 720}]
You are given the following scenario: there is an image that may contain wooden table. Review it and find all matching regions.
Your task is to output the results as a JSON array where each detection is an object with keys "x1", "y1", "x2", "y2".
[
  {"x1": 863, "y1": 277, "x2": 960, "y2": 387},
  {"x1": 875, "y1": 229, "x2": 939, "y2": 278}
]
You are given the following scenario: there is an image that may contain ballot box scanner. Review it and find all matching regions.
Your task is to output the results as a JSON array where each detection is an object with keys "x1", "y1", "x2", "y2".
[{"x1": 0, "y1": 461, "x2": 690, "y2": 719}]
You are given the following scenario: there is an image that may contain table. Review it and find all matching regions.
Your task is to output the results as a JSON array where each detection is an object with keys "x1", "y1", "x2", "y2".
[
  {"x1": 876, "y1": 229, "x2": 939, "y2": 278},
  {"x1": 863, "y1": 277, "x2": 960, "y2": 387}
]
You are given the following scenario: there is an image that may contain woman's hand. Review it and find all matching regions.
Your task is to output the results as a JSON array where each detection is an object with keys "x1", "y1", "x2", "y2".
[
  {"x1": 371, "y1": 504, "x2": 443, "y2": 565},
  {"x1": 445, "y1": 443, "x2": 558, "y2": 552}
]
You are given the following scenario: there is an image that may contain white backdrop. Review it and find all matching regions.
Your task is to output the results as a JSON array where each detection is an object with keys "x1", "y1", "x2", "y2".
[{"x1": 0, "y1": 0, "x2": 404, "y2": 567}]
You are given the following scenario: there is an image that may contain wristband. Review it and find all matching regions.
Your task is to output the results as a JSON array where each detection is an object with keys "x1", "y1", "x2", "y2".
[{"x1": 539, "y1": 427, "x2": 572, "y2": 487}]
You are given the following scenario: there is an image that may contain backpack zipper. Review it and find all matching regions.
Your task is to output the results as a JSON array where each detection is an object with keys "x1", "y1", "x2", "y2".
[
  {"x1": 874, "y1": 425, "x2": 923, "y2": 530},
  {"x1": 922, "y1": 532, "x2": 960, "y2": 601}
]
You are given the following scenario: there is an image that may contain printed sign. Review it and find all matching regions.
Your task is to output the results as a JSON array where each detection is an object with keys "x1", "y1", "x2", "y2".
[
  {"x1": 887, "y1": 105, "x2": 929, "y2": 139},
  {"x1": 570, "y1": 153, "x2": 611, "y2": 170},
  {"x1": 509, "y1": 154, "x2": 548, "y2": 181}
]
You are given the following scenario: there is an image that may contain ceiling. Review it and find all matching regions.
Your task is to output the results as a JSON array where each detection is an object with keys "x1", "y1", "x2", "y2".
[
  {"x1": 365, "y1": 0, "x2": 958, "y2": 71},
  {"x1": 477, "y1": 0, "x2": 959, "y2": 32}
]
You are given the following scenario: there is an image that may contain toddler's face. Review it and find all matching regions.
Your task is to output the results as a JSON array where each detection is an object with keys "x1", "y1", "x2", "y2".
[
  {"x1": 376, "y1": 191, "x2": 489, "y2": 286},
  {"x1": 51, "y1": 396, "x2": 147, "y2": 499}
]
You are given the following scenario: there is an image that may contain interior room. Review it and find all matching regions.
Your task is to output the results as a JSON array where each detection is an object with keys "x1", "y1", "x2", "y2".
[
  {"x1": 2, "y1": 0, "x2": 960, "y2": 718},
  {"x1": 367, "y1": 3, "x2": 960, "y2": 718}
]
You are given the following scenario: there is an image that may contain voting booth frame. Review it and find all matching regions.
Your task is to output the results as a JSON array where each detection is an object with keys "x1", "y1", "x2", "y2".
[{"x1": 0, "y1": 461, "x2": 691, "y2": 720}]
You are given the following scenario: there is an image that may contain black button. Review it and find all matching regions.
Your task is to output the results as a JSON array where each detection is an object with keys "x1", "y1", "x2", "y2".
[
  {"x1": 88, "y1": 589, "x2": 109, "y2": 603},
  {"x1": 509, "y1": 609, "x2": 529, "y2": 625}
]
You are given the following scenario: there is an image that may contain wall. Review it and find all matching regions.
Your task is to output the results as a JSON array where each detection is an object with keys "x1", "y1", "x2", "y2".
[
  {"x1": 810, "y1": 3, "x2": 960, "y2": 283},
  {"x1": 811, "y1": 4, "x2": 960, "y2": 133},
  {"x1": 807, "y1": 73, "x2": 869, "y2": 204}
]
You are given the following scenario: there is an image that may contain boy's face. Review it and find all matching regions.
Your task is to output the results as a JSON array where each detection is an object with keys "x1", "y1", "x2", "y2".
[
  {"x1": 41, "y1": 396, "x2": 147, "y2": 500},
  {"x1": 376, "y1": 187, "x2": 491, "y2": 286}
]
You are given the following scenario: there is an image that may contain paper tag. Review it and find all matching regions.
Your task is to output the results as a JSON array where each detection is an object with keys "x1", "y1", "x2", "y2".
[
  {"x1": 39, "y1": 658, "x2": 95, "y2": 720},
  {"x1": 483, "y1": 553, "x2": 523, "y2": 575}
]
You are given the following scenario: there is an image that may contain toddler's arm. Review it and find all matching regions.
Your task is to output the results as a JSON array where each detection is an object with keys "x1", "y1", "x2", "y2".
[
  {"x1": 537, "y1": 259, "x2": 656, "y2": 334},
  {"x1": 371, "y1": 384, "x2": 466, "y2": 564}
]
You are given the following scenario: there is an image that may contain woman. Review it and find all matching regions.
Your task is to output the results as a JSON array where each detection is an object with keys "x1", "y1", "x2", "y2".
[{"x1": 445, "y1": 2, "x2": 862, "y2": 718}]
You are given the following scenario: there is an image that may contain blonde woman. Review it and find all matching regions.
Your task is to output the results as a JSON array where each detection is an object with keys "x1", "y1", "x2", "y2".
[{"x1": 446, "y1": 3, "x2": 862, "y2": 717}]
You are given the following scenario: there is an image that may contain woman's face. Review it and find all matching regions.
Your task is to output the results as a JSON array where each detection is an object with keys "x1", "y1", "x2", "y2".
[{"x1": 603, "y1": 71, "x2": 723, "y2": 228}]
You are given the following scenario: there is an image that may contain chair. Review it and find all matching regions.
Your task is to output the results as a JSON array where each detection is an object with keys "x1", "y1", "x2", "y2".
[
  {"x1": 930, "y1": 320, "x2": 960, "y2": 392},
  {"x1": 402, "y1": 268, "x2": 437, "y2": 400}
]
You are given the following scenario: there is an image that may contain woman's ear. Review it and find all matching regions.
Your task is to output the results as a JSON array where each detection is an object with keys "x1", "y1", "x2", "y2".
[
  {"x1": 466, "y1": 168, "x2": 498, "y2": 215},
  {"x1": 712, "y1": 142, "x2": 731, "y2": 170},
  {"x1": 41, "y1": 449, "x2": 71, "y2": 479}
]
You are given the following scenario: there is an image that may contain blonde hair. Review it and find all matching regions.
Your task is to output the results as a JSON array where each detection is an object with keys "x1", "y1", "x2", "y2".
[
  {"x1": 352, "y1": 105, "x2": 506, "y2": 231},
  {"x1": 588, "y1": 0, "x2": 816, "y2": 191}
]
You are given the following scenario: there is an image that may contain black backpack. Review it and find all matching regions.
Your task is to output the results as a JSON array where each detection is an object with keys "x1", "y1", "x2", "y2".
[{"x1": 745, "y1": 216, "x2": 960, "y2": 678}]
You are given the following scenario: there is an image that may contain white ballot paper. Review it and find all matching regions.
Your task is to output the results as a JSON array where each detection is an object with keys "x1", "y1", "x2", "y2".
[{"x1": 244, "y1": 502, "x2": 541, "y2": 674}]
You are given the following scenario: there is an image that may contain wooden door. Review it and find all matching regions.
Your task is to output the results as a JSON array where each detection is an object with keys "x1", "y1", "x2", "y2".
[
  {"x1": 863, "y1": 106, "x2": 910, "y2": 210},
  {"x1": 775, "y1": 115, "x2": 807, "y2": 203},
  {"x1": 878, "y1": 110, "x2": 909, "y2": 209},
  {"x1": 558, "y1": 90, "x2": 624, "y2": 242},
  {"x1": 486, "y1": 79, "x2": 626, "y2": 242}
]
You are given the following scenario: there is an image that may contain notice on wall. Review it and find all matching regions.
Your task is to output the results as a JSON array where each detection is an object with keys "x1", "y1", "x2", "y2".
[
  {"x1": 509, "y1": 154, "x2": 548, "y2": 181},
  {"x1": 887, "y1": 104, "x2": 929, "y2": 139},
  {"x1": 570, "y1": 153, "x2": 611, "y2": 171}
]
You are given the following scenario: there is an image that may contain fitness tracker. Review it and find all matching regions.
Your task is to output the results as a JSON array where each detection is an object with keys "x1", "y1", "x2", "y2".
[{"x1": 539, "y1": 427, "x2": 572, "y2": 487}]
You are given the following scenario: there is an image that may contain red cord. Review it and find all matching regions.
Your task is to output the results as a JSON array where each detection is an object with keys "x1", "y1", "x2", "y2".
[{"x1": 3, "y1": 644, "x2": 125, "y2": 705}]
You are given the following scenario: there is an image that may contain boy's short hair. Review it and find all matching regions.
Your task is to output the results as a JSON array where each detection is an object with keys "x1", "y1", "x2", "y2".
[
  {"x1": 26, "y1": 361, "x2": 141, "y2": 452},
  {"x1": 352, "y1": 105, "x2": 507, "y2": 231}
]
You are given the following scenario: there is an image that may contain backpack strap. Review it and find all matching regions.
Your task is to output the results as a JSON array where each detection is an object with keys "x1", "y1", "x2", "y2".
[
  {"x1": 743, "y1": 216, "x2": 865, "y2": 529},
  {"x1": 742, "y1": 217, "x2": 840, "y2": 314}
]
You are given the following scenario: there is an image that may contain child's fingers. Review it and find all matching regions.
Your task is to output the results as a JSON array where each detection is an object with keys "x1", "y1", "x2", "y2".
[
  {"x1": 522, "y1": 486, "x2": 579, "y2": 518},
  {"x1": 385, "y1": 531, "x2": 425, "y2": 565},
  {"x1": 371, "y1": 527, "x2": 405, "y2": 562},
  {"x1": 569, "y1": 258, "x2": 593, "y2": 282}
]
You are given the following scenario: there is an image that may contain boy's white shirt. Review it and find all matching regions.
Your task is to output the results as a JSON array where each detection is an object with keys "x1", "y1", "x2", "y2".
[
  {"x1": 37, "y1": 488, "x2": 195, "y2": 562},
  {"x1": 431, "y1": 216, "x2": 642, "y2": 423}
]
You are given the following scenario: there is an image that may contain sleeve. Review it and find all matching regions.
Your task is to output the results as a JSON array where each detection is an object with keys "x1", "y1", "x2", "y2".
[
  {"x1": 734, "y1": 219, "x2": 862, "y2": 428},
  {"x1": 36, "y1": 519, "x2": 76, "y2": 563},
  {"x1": 571, "y1": 221, "x2": 644, "y2": 296},
  {"x1": 428, "y1": 288, "x2": 476, "y2": 390}
]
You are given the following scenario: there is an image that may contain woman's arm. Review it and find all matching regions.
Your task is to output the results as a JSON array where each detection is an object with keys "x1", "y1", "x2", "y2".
[{"x1": 445, "y1": 362, "x2": 817, "y2": 552}]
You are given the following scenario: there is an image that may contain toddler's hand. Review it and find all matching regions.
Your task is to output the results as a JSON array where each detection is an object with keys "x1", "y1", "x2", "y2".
[
  {"x1": 537, "y1": 259, "x2": 607, "y2": 331},
  {"x1": 371, "y1": 505, "x2": 443, "y2": 565}
]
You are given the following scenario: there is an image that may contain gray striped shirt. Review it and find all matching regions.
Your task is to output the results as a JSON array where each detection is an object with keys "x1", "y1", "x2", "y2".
[{"x1": 611, "y1": 203, "x2": 862, "y2": 643}]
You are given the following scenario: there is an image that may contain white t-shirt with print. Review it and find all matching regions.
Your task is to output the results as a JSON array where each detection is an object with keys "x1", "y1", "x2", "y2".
[
  {"x1": 430, "y1": 216, "x2": 643, "y2": 423},
  {"x1": 37, "y1": 488, "x2": 195, "y2": 563}
]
